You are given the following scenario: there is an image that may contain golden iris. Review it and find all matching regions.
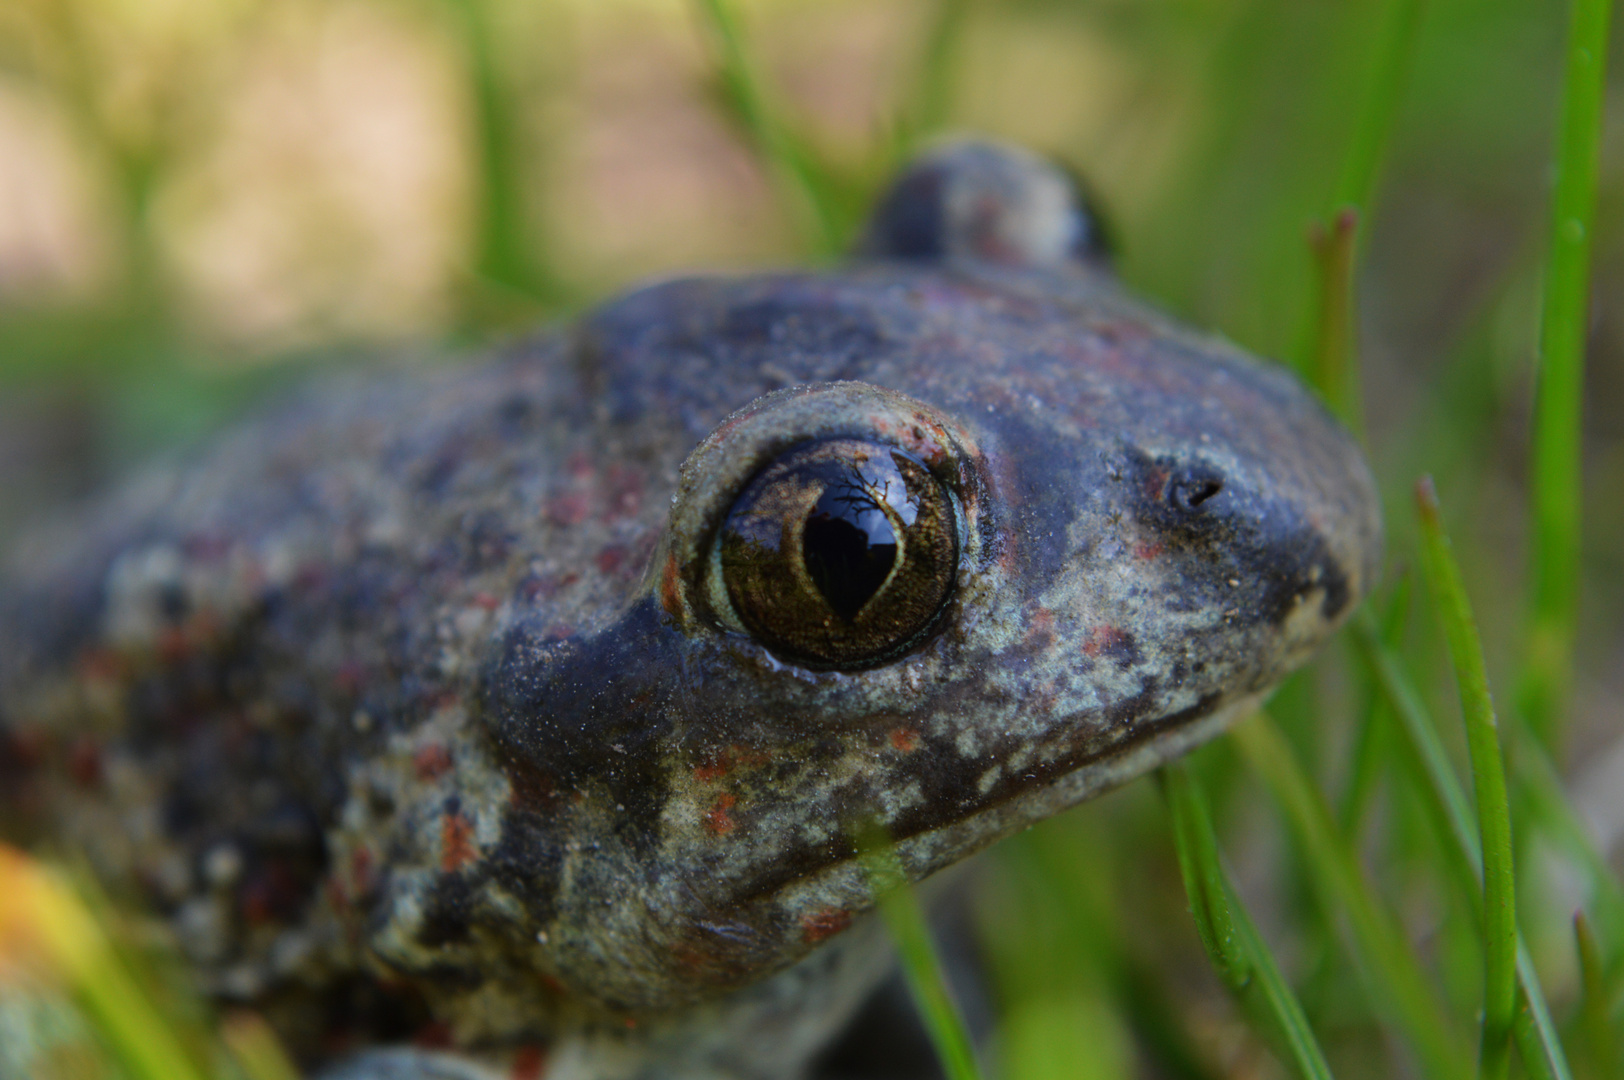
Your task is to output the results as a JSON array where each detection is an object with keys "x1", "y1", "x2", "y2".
[{"x1": 717, "y1": 439, "x2": 958, "y2": 668}]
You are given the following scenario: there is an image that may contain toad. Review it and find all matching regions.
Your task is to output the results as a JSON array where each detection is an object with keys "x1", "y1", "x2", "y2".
[{"x1": 0, "y1": 141, "x2": 1382, "y2": 1079}]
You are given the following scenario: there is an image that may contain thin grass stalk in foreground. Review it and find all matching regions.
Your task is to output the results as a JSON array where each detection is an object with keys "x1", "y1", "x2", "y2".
[
  {"x1": 1296, "y1": 0, "x2": 1419, "y2": 395},
  {"x1": 1522, "y1": 0, "x2": 1613, "y2": 748},
  {"x1": 856, "y1": 822, "x2": 983, "y2": 1080},
  {"x1": 222, "y1": 1012, "x2": 301, "y2": 1080},
  {"x1": 1307, "y1": 210, "x2": 1364, "y2": 435},
  {"x1": 1414, "y1": 476, "x2": 1517, "y2": 1080},
  {"x1": 440, "y1": 0, "x2": 552, "y2": 304},
  {"x1": 0, "y1": 846, "x2": 210, "y2": 1080},
  {"x1": 1330, "y1": 0, "x2": 1424, "y2": 219},
  {"x1": 692, "y1": 0, "x2": 842, "y2": 257},
  {"x1": 1573, "y1": 912, "x2": 1620, "y2": 1078},
  {"x1": 1350, "y1": 615, "x2": 1573, "y2": 1080},
  {"x1": 1339, "y1": 575, "x2": 1411, "y2": 835},
  {"x1": 1231, "y1": 712, "x2": 1473, "y2": 1080},
  {"x1": 1158, "y1": 762, "x2": 1334, "y2": 1080},
  {"x1": 1507, "y1": 720, "x2": 1624, "y2": 958},
  {"x1": 897, "y1": 0, "x2": 969, "y2": 150}
]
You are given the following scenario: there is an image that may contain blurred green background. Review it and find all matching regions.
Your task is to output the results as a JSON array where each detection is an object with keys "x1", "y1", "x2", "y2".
[{"x1": 1, "y1": 0, "x2": 1622, "y2": 1077}]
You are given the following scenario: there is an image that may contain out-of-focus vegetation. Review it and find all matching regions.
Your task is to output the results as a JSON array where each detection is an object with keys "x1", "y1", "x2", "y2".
[{"x1": 2, "y1": 0, "x2": 1623, "y2": 1077}]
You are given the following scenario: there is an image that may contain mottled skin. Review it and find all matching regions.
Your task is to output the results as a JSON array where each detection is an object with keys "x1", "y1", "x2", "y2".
[{"x1": 0, "y1": 142, "x2": 1381, "y2": 1079}]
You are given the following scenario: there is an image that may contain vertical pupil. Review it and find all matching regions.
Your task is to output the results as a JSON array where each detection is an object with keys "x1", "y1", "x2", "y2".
[{"x1": 802, "y1": 481, "x2": 897, "y2": 621}]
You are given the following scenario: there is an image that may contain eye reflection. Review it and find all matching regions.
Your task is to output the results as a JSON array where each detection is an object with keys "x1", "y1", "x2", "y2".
[
  {"x1": 716, "y1": 440, "x2": 958, "y2": 669},
  {"x1": 803, "y1": 464, "x2": 902, "y2": 621}
]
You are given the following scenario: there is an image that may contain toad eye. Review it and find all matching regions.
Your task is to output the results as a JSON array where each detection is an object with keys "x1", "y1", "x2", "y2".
[{"x1": 713, "y1": 439, "x2": 960, "y2": 669}]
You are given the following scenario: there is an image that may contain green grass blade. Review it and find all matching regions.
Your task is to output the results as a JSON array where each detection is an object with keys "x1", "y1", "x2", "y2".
[
  {"x1": 222, "y1": 1012, "x2": 301, "y2": 1080},
  {"x1": 440, "y1": 0, "x2": 552, "y2": 306},
  {"x1": 1307, "y1": 210, "x2": 1364, "y2": 433},
  {"x1": 1574, "y1": 912, "x2": 1620, "y2": 1077},
  {"x1": 1350, "y1": 614, "x2": 1575, "y2": 1080},
  {"x1": 1330, "y1": 0, "x2": 1424, "y2": 218},
  {"x1": 0, "y1": 849, "x2": 212, "y2": 1080},
  {"x1": 1507, "y1": 723, "x2": 1624, "y2": 957},
  {"x1": 1298, "y1": 0, "x2": 1420, "y2": 395},
  {"x1": 1231, "y1": 712, "x2": 1473, "y2": 1080},
  {"x1": 856, "y1": 822, "x2": 984, "y2": 1080},
  {"x1": 1340, "y1": 576, "x2": 1412, "y2": 834},
  {"x1": 898, "y1": 0, "x2": 968, "y2": 148},
  {"x1": 1158, "y1": 762, "x2": 1335, "y2": 1080},
  {"x1": 1414, "y1": 477, "x2": 1518, "y2": 1080},
  {"x1": 692, "y1": 0, "x2": 843, "y2": 257},
  {"x1": 1522, "y1": 0, "x2": 1613, "y2": 747}
]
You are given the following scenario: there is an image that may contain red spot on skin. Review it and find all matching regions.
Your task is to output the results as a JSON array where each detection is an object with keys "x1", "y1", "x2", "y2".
[
  {"x1": 76, "y1": 647, "x2": 124, "y2": 683},
  {"x1": 157, "y1": 626, "x2": 189, "y2": 663},
  {"x1": 1142, "y1": 467, "x2": 1169, "y2": 502},
  {"x1": 889, "y1": 727, "x2": 920, "y2": 753},
  {"x1": 671, "y1": 943, "x2": 709, "y2": 972},
  {"x1": 335, "y1": 661, "x2": 366, "y2": 695},
  {"x1": 521, "y1": 571, "x2": 580, "y2": 601},
  {"x1": 801, "y1": 908, "x2": 853, "y2": 944},
  {"x1": 1133, "y1": 540, "x2": 1163, "y2": 560},
  {"x1": 624, "y1": 1017, "x2": 638, "y2": 1030},
  {"x1": 350, "y1": 846, "x2": 375, "y2": 898},
  {"x1": 1083, "y1": 625, "x2": 1130, "y2": 658},
  {"x1": 188, "y1": 608, "x2": 222, "y2": 643},
  {"x1": 4, "y1": 727, "x2": 48, "y2": 769},
  {"x1": 238, "y1": 861, "x2": 300, "y2": 925},
  {"x1": 546, "y1": 491, "x2": 591, "y2": 526},
  {"x1": 181, "y1": 532, "x2": 232, "y2": 561},
  {"x1": 66, "y1": 736, "x2": 102, "y2": 788},
  {"x1": 703, "y1": 794, "x2": 737, "y2": 836},
  {"x1": 511, "y1": 1045, "x2": 547, "y2": 1080},
  {"x1": 506, "y1": 758, "x2": 558, "y2": 809},
  {"x1": 293, "y1": 561, "x2": 328, "y2": 591},
  {"x1": 1024, "y1": 607, "x2": 1055, "y2": 647},
  {"x1": 473, "y1": 592, "x2": 500, "y2": 611},
  {"x1": 1094, "y1": 320, "x2": 1153, "y2": 345},
  {"x1": 414, "y1": 743, "x2": 454, "y2": 781},
  {"x1": 413, "y1": 1021, "x2": 454, "y2": 1049},
  {"x1": 540, "y1": 972, "x2": 568, "y2": 995},
  {"x1": 659, "y1": 553, "x2": 682, "y2": 617},
  {"x1": 441, "y1": 812, "x2": 477, "y2": 872},
  {"x1": 604, "y1": 464, "x2": 643, "y2": 520},
  {"x1": 595, "y1": 545, "x2": 627, "y2": 577},
  {"x1": 693, "y1": 748, "x2": 735, "y2": 782}
]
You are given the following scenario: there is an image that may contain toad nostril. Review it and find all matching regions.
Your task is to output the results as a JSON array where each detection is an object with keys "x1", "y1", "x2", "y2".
[
  {"x1": 1169, "y1": 473, "x2": 1224, "y2": 511},
  {"x1": 1186, "y1": 479, "x2": 1222, "y2": 506}
]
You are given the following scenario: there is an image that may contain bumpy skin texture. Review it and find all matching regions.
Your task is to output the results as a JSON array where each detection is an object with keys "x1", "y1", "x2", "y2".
[{"x1": 0, "y1": 143, "x2": 1381, "y2": 1079}]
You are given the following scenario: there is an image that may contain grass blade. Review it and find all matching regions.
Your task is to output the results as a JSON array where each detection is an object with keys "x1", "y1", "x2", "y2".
[
  {"x1": 692, "y1": 0, "x2": 843, "y2": 257},
  {"x1": 1231, "y1": 712, "x2": 1473, "y2": 1080},
  {"x1": 898, "y1": 0, "x2": 969, "y2": 149},
  {"x1": 222, "y1": 1012, "x2": 301, "y2": 1080},
  {"x1": 1414, "y1": 476, "x2": 1517, "y2": 1080},
  {"x1": 856, "y1": 822, "x2": 983, "y2": 1080},
  {"x1": 1507, "y1": 722, "x2": 1624, "y2": 957},
  {"x1": 1307, "y1": 209, "x2": 1364, "y2": 434},
  {"x1": 1331, "y1": 0, "x2": 1424, "y2": 218},
  {"x1": 0, "y1": 846, "x2": 210, "y2": 1080},
  {"x1": 1158, "y1": 762, "x2": 1335, "y2": 1080},
  {"x1": 1573, "y1": 912, "x2": 1620, "y2": 1077},
  {"x1": 1522, "y1": 0, "x2": 1613, "y2": 747},
  {"x1": 1350, "y1": 614, "x2": 1575, "y2": 1080},
  {"x1": 1340, "y1": 575, "x2": 1412, "y2": 834}
]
